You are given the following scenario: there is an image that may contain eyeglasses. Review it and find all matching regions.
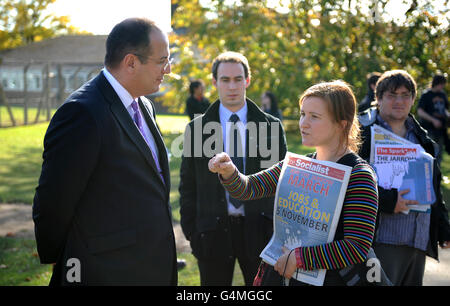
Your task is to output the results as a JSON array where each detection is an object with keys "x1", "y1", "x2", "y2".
[
  {"x1": 133, "y1": 53, "x2": 174, "y2": 70},
  {"x1": 384, "y1": 93, "x2": 413, "y2": 102}
]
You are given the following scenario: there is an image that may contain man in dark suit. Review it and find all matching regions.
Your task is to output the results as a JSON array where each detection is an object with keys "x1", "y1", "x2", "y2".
[
  {"x1": 179, "y1": 52, "x2": 287, "y2": 286},
  {"x1": 32, "y1": 18, "x2": 177, "y2": 285}
]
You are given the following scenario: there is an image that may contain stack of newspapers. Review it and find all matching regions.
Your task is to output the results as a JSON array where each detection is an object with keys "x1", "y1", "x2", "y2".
[{"x1": 370, "y1": 124, "x2": 436, "y2": 214}]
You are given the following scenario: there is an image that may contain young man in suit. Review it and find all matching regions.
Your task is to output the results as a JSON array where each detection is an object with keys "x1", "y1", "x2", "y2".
[
  {"x1": 33, "y1": 18, "x2": 177, "y2": 285},
  {"x1": 179, "y1": 52, "x2": 287, "y2": 286}
]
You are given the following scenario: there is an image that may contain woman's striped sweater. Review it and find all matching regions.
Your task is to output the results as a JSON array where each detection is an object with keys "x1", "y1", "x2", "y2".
[{"x1": 221, "y1": 159, "x2": 378, "y2": 271}]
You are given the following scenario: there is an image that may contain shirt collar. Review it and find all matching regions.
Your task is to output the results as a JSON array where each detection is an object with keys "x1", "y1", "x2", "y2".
[
  {"x1": 404, "y1": 116, "x2": 415, "y2": 131},
  {"x1": 376, "y1": 113, "x2": 418, "y2": 143},
  {"x1": 219, "y1": 102, "x2": 248, "y2": 125},
  {"x1": 102, "y1": 68, "x2": 136, "y2": 108},
  {"x1": 376, "y1": 113, "x2": 392, "y2": 131},
  {"x1": 376, "y1": 113, "x2": 415, "y2": 132}
]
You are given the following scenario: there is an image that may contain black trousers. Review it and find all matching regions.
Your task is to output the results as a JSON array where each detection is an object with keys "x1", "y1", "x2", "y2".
[
  {"x1": 373, "y1": 243, "x2": 426, "y2": 286},
  {"x1": 197, "y1": 216, "x2": 261, "y2": 286}
]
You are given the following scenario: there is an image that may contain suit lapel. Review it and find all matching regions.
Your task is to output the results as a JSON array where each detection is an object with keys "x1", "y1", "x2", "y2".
[
  {"x1": 139, "y1": 98, "x2": 170, "y2": 190},
  {"x1": 200, "y1": 100, "x2": 222, "y2": 154},
  {"x1": 205, "y1": 99, "x2": 263, "y2": 174},
  {"x1": 245, "y1": 99, "x2": 268, "y2": 174},
  {"x1": 96, "y1": 72, "x2": 165, "y2": 188},
  {"x1": 202, "y1": 101, "x2": 226, "y2": 197}
]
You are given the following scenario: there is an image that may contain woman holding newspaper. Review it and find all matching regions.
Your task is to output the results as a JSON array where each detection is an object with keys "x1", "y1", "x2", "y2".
[{"x1": 209, "y1": 81, "x2": 380, "y2": 286}]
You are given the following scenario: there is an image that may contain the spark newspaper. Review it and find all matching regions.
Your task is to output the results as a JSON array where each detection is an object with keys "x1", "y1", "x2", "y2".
[
  {"x1": 260, "y1": 152, "x2": 352, "y2": 286},
  {"x1": 370, "y1": 124, "x2": 435, "y2": 213}
]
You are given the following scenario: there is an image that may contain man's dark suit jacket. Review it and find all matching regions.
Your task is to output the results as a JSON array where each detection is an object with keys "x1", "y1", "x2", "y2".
[
  {"x1": 33, "y1": 72, "x2": 177, "y2": 285},
  {"x1": 179, "y1": 99, "x2": 287, "y2": 261}
]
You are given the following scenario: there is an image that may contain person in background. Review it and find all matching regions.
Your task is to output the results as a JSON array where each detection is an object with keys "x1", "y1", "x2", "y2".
[
  {"x1": 358, "y1": 70, "x2": 450, "y2": 286},
  {"x1": 179, "y1": 51, "x2": 287, "y2": 286},
  {"x1": 261, "y1": 91, "x2": 283, "y2": 121},
  {"x1": 359, "y1": 72, "x2": 381, "y2": 113},
  {"x1": 186, "y1": 79, "x2": 210, "y2": 120},
  {"x1": 210, "y1": 80, "x2": 379, "y2": 286},
  {"x1": 417, "y1": 74, "x2": 449, "y2": 166}
]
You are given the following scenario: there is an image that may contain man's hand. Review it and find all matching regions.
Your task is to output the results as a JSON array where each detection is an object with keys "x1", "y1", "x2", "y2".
[
  {"x1": 208, "y1": 152, "x2": 236, "y2": 180},
  {"x1": 394, "y1": 189, "x2": 419, "y2": 213}
]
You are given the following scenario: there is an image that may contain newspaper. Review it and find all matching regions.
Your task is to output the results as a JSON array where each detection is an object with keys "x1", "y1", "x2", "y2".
[
  {"x1": 370, "y1": 124, "x2": 435, "y2": 214},
  {"x1": 369, "y1": 124, "x2": 414, "y2": 164},
  {"x1": 260, "y1": 152, "x2": 352, "y2": 286}
]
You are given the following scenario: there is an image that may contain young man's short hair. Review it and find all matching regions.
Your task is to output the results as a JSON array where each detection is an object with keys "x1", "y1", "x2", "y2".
[
  {"x1": 375, "y1": 70, "x2": 417, "y2": 101},
  {"x1": 212, "y1": 51, "x2": 251, "y2": 80}
]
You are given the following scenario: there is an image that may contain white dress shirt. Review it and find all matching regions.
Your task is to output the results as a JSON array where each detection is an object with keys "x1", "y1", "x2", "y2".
[
  {"x1": 102, "y1": 68, "x2": 160, "y2": 165},
  {"x1": 219, "y1": 102, "x2": 248, "y2": 216}
]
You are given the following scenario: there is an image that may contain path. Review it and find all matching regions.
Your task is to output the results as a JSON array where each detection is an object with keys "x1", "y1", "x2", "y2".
[{"x1": 0, "y1": 203, "x2": 449, "y2": 285}]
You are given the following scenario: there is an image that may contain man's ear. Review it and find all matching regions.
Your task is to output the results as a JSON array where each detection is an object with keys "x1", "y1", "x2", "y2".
[
  {"x1": 245, "y1": 77, "x2": 251, "y2": 88},
  {"x1": 212, "y1": 77, "x2": 217, "y2": 88},
  {"x1": 123, "y1": 54, "x2": 137, "y2": 72}
]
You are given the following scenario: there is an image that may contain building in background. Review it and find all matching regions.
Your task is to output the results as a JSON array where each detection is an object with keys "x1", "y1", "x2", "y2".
[
  {"x1": 0, "y1": 35, "x2": 106, "y2": 107},
  {"x1": 0, "y1": 34, "x2": 169, "y2": 124}
]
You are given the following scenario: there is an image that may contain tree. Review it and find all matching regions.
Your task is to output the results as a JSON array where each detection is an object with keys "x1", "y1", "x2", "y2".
[
  {"x1": 167, "y1": 0, "x2": 449, "y2": 117},
  {"x1": 0, "y1": 0, "x2": 86, "y2": 51}
]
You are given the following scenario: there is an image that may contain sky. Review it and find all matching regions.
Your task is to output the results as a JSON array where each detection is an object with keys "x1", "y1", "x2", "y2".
[
  {"x1": 47, "y1": 0, "x2": 448, "y2": 35},
  {"x1": 46, "y1": 0, "x2": 172, "y2": 35},
  {"x1": 200, "y1": 0, "x2": 449, "y2": 27}
]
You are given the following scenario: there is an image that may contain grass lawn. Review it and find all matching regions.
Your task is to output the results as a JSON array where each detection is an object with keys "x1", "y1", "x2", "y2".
[
  {"x1": 0, "y1": 114, "x2": 189, "y2": 204},
  {"x1": 0, "y1": 236, "x2": 244, "y2": 286},
  {"x1": 0, "y1": 115, "x2": 449, "y2": 286},
  {"x1": 0, "y1": 123, "x2": 48, "y2": 204},
  {"x1": 0, "y1": 237, "x2": 52, "y2": 285}
]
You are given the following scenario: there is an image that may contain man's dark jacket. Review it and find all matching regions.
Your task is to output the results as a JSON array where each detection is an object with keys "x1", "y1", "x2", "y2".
[
  {"x1": 359, "y1": 107, "x2": 450, "y2": 260},
  {"x1": 33, "y1": 72, "x2": 177, "y2": 285},
  {"x1": 179, "y1": 99, "x2": 287, "y2": 260}
]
